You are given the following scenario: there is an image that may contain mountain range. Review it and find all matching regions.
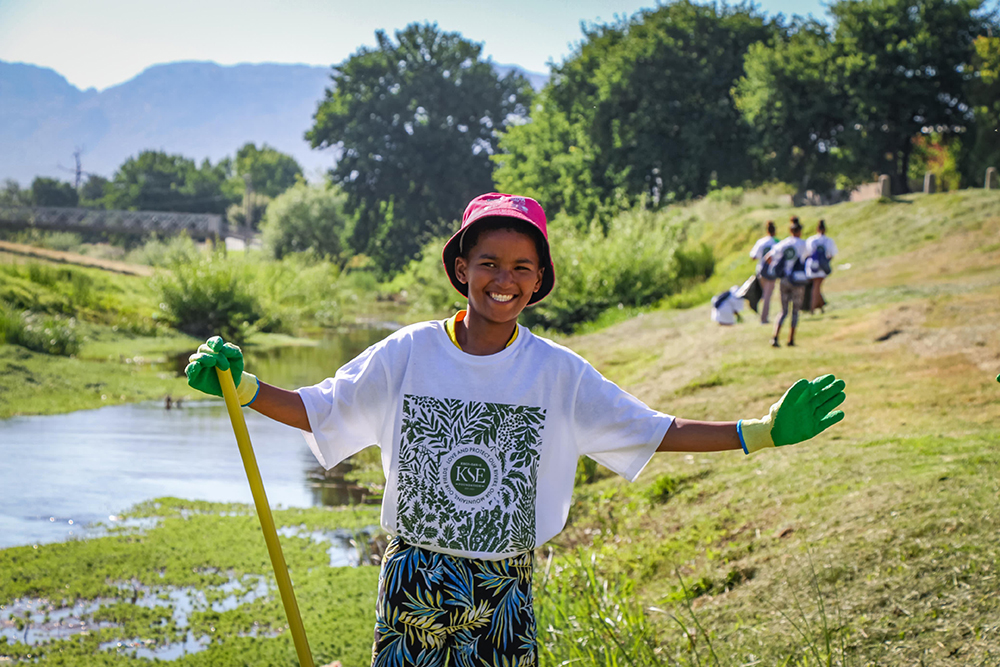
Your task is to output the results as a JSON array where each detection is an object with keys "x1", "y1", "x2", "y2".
[{"x1": 0, "y1": 60, "x2": 548, "y2": 186}]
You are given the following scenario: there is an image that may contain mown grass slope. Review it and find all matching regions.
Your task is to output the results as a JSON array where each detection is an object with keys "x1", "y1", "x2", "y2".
[{"x1": 555, "y1": 189, "x2": 1000, "y2": 664}]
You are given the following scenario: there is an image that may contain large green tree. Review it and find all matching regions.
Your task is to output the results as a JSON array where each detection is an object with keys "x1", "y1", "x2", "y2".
[
  {"x1": 495, "y1": 1, "x2": 775, "y2": 224},
  {"x1": 105, "y1": 150, "x2": 231, "y2": 213},
  {"x1": 78, "y1": 174, "x2": 110, "y2": 207},
  {"x1": 734, "y1": 20, "x2": 849, "y2": 190},
  {"x1": 0, "y1": 180, "x2": 30, "y2": 207},
  {"x1": 965, "y1": 35, "x2": 1000, "y2": 184},
  {"x1": 737, "y1": 0, "x2": 990, "y2": 193},
  {"x1": 833, "y1": 0, "x2": 987, "y2": 192},
  {"x1": 307, "y1": 22, "x2": 534, "y2": 274}
]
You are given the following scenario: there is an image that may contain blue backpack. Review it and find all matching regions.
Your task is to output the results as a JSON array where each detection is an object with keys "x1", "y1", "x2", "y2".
[
  {"x1": 775, "y1": 245, "x2": 808, "y2": 284},
  {"x1": 756, "y1": 241, "x2": 779, "y2": 280},
  {"x1": 808, "y1": 242, "x2": 833, "y2": 275},
  {"x1": 712, "y1": 290, "x2": 732, "y2": 309}
]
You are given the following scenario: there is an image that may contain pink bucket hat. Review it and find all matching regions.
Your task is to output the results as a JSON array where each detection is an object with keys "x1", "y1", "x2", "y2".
[{"x1": 442, "y1": 193, "x2": 555, "y2": 305}]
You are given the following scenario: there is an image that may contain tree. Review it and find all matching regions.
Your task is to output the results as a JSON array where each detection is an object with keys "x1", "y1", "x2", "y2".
[
  {"x1": 734, "y1": 20, "x2": 851, "y2": 190},
  {"x1": 260, "y1": 181, "x2": 349, "y2": 261},
  {"x1": 307, "y1": 22, "x2": 534, "y2": 274},
  {"x1": 78, "y1": 174, "x2": 110, "y2": 207},
  {"x1": 495, "y1": 1, "x2": 775, "y2": 224},
  {"x1": 0, "y1": 180, "x2": 31, "y2": 207},
  {"x1": 231, "y1": 143, "x2": 303, "y2": 198},
  {"x1": 105, "y1": 150, "x2": 231, "y2": 213},
  {"x1": 223, "y1": 143, "x2": 303, "y2": 230},
  {"x1": 493, "y1": 93, "x2": 607, "y2": 225},
  {"x1": 30, "y1": 177, "x2": 78, "y2": 207},
  {"x1": 739, "y1": 0, "x2": 990, "y2": 193},
  {"x1": 965, "y1": 35, "x2": 1000, "y2": 184},
  {"x1": 830, "y1": 0, "x2": 987, "y2": 192}
]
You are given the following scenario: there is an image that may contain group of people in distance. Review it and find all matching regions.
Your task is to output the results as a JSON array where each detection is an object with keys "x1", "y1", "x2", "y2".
[{"x1": 749, "y1": 216, "x2": 838, "y2": 347}]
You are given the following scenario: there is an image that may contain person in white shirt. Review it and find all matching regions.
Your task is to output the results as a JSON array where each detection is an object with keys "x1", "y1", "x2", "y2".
[
  {"x1": 711, "y1": 285, "x2": 744, "y2": 325},
  {"x1": 749, "y1": 220, "x2": 779, "y2": 323},
  {"x1": 184, "y1": 193, "x2": 847, "y2": 666},
  {"x1": 764, "y1": 216, "x2": 808, "y2": 347},
  {"x1": 805, "y1": 219, "x2": 838, "y2": 315}
]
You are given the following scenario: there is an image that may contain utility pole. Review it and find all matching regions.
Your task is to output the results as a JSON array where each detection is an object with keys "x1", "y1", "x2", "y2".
[{"x1": 72, "y1": 147, "x2": 83, "y2": 189}]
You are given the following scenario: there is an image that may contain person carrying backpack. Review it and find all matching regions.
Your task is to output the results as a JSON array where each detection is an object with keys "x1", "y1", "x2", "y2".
[
  {"x1": 749, "y1": 220, "x2": 779, "y2": 324},
  {"x1": 764, "y1": 216, "x2": 808, "y2": 347},
  {"x1": 805, "y1": 220, "x2": 838, "y2": 315},
  {"x1": 184, "y1": 193, "x2": 847, "y2": 666}
]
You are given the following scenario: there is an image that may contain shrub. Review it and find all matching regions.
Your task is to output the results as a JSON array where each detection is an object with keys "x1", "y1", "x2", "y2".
[
  {"x1": 0, "y1": 302, "x2": 81, "y2": 356},
  {"x1": 385, "y1": 235, "x2": 465, "y2": 318},
  {"x1": 154, "y1": 253, "x2": 267, "y2": 342},
  {"x1": 251, "y1": 253, "x2": 347, "y2": 330},
  {"x1": 390, "y1": 208, "x2": 715, "y2": 331},
  {"x1": 521, "y1": 209, "x2": 715, "y2": 333},
  {"x1": 125, "y1": 234, "x2": 202, "y2": 268},
  {"x1": 260, "y1": 182, "x2": 350, "y2": 261}
]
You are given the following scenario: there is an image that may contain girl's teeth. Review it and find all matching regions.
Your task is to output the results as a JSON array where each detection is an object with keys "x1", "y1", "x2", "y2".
[{"x1": 490, "y1": 293, "x2": 514, "y2": 302}]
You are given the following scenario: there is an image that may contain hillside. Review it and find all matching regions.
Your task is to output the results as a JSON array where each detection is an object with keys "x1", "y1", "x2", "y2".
[
  {"x1": 0, "y1": 59, "x2": 548, "y2": 184},
  {"x1": 555, "y1": 189, "x2": 1000, "y2": 664}
]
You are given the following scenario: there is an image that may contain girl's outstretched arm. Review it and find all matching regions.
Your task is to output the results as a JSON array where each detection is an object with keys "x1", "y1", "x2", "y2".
[
  {"x1": 658, "y1": 374, "x2": 846, "y2": 455},
  {"x1": 658, "y1": 420, "x2": 741, "y2": 452}
]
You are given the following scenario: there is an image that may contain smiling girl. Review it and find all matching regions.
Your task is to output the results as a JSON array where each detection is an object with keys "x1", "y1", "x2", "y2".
[{"x1": 186, "y1": 192, "x2": 846, "y2": 666}]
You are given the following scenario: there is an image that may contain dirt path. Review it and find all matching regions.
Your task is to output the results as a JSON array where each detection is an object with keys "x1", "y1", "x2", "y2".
[{"x1": 0, "y1": 240, "x2": 155, "y2": 277}]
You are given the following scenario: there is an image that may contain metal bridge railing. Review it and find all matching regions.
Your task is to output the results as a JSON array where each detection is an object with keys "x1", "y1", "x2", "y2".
[{"x1": 0, "y1": 206, "x2": 235, "y2": 240}]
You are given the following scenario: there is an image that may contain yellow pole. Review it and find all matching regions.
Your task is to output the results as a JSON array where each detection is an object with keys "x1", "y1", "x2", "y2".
[{"x1": 215, "y1": 367, "x2": 315, "y2": 667}]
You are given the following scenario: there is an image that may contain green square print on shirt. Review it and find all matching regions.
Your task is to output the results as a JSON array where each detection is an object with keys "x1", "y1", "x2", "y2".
[{"x1": 397, "y1": 395, "x2": 545, "y2": 554}]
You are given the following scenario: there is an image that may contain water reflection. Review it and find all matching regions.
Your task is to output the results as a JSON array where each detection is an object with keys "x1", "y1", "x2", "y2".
[{"x1": 0, "y1": 327, "x2": 392, "y2": 550}]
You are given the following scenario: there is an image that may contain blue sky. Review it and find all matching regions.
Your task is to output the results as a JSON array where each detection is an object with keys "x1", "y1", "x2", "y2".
[{"x1": 0, "y1": 0, "x2": 828, "y2": 91}]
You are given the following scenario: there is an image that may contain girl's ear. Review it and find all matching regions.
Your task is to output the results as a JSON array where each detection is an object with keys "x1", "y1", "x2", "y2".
[
  {"x1": 454, "y1": 257, "x2": 469, "y2": 285},
  {"x1": 533, "y1": 267, "x2": 544, "y2": 293}
]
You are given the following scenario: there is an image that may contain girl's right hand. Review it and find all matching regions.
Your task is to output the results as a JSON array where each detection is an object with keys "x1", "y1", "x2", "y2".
[{"x1": 185, "y1": 336, "x2": 259, "y2": 405}]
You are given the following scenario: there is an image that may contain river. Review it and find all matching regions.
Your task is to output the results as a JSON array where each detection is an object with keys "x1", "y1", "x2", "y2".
[{"x1": 0, "y1": 327, "x2": 391, "y2": 550}]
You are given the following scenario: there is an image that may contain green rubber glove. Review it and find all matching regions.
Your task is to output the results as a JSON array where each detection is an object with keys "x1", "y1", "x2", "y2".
[
  {"x1": 185, "y1": 336, "x2": 259, "y2": 406},
  {"x1": 738, "y1": 374, "x2": 846, "y2": 454}
]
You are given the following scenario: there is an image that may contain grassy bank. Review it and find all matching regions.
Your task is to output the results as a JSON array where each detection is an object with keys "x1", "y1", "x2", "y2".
[
  {"x1": 2, "y1": 190, "x2": 999, "y2": 665},
  {"x1": 0, "y1": 246, "x2": 402, "y2": 418},
  {"x1": 553, "y1": 188, "x2": 1000, "y2": 664},
  {"x1": 0, "y1": 251, "x2": 197, "y2": 418}
]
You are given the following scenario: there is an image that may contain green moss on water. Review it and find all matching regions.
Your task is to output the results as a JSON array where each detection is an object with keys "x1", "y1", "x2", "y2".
[{"x1": 0, "y1": 498, "x2": 381, "y2": 666}]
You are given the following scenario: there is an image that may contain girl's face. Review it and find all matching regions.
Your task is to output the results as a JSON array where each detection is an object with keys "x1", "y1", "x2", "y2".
[{"x1": 454, "y1": 228, "x2": 544, "y2": 326}]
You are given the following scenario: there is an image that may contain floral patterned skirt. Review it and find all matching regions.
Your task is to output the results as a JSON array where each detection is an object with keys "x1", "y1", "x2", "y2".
[{"x1": 371, "y1": 536, "x2": 536, "y2": 667}]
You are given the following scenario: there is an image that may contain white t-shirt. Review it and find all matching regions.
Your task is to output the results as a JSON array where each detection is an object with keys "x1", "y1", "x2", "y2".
[
  {"x1": 296, "y1": 320, "x2": 674, "y2": 560},
  {"x1": 767, "y1": 236, "x2": 808, "y2": 283},
  {"x1": 805, "y1": 234, "x2": 838, "y2": 278},
  {"x1": 711, "y1": 288, "x2": 744, "y2": 325},
  {"x1": 749, "y1": 235, "x2": 777, "y2": 261}
]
